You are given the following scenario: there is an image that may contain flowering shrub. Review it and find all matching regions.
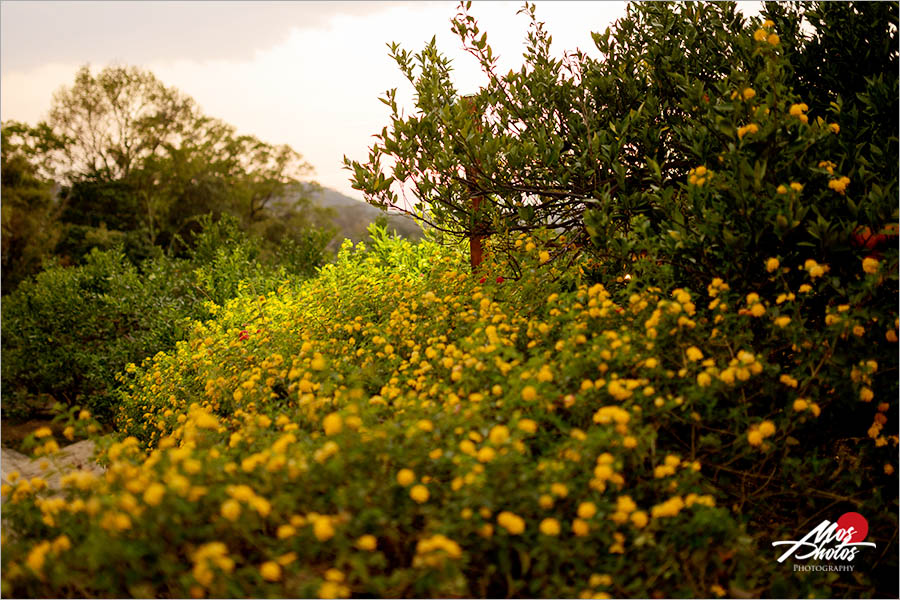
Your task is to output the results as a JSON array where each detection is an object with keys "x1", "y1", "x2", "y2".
[
  {"x1": 2, "y1": 226, "x2": 895, "y2": 598},
  {"x1": 2, "y1": 5, "x2": 897, "y2": 598},
  {"x1": 1, "y1": 217, "x2": 322, "y2": 422}
]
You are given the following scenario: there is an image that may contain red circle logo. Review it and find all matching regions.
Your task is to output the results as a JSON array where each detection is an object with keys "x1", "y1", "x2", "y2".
[{"x1": 836, "y1": 512, "x2": 868, "y2": 543}]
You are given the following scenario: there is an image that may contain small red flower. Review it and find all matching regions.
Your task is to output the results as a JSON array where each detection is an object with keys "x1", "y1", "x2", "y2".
[
  {"x1": 496, "y1": 276, "x2": 505, "y2": 283},
  {"x1": 238, "y1": 330, "x2": 249, "y2": 341},
  {"x1": 479, "y1": 276, "x2": 487, "y2": 284}
]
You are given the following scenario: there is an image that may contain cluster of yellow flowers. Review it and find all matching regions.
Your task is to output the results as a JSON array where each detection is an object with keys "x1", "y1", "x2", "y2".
[
  {"x1": 789, "y1": 102, "x2": 809, "y2": 124},
  {"x1": 687, "y1": 165, "x2": 711, "y2": 186},
  {"x1": 746, "y1": 421, "x2": 777, "y2": 447},
  {"x1": 2, "y1": 223, "x2": 896, "y2": 598},
  {"x1": 414, "y1": 534, "x2": 463, "y2": 567},
  {"x1": 737, "y1": 122, "x2": 760, "y2": 140},
  {"x1": 752, "y1": 19, "x2": 779, "y2": 45}
]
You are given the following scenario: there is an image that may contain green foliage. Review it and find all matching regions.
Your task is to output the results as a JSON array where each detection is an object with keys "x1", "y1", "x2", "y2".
[
  {"x1": 1, "y1": 122, "x2": 62, "y2": 291},
  {"x1": 1, "y1": 64, "x2": 326, "y2": 277},
  {"x1": 340, "y1": 2, "x2": 898, "y2": 596},
  {"x1": 1, "y1": 215, "x2": 330, "y2": 423},
  {"x1": 3, "y1": 235, "x2": 895, "y2": 597}
]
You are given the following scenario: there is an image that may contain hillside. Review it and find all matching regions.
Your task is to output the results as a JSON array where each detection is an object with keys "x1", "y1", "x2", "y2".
[{"x1": 307, "y1": 187, "x2": 424, "y2": 251}]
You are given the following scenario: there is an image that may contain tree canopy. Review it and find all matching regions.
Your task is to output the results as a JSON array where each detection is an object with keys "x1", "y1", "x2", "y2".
[{"x1": 2, "y1": 64, "x2": 329, "y2": 284}]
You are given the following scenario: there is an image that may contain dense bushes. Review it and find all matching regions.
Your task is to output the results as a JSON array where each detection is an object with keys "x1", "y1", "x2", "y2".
[
  {"x1": 1, "y1": 217, "x2": 328, "y2": 422},
  {"x1": 1, "y1": 4, "x2": 897, "y2": 599},
  {"x1": 2, "y1": 227, "x2": 897, "y2": 597}
]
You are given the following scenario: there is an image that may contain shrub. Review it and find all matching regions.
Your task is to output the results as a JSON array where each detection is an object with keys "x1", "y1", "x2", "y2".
[
  {"x1": 2, "y1": 232, "x2": 895, "y2": 598},
  {"x1": 1, "y1": 216, "x2": 327, "y2": 423}
]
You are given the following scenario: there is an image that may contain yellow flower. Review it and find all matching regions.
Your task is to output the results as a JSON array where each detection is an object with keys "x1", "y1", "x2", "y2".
[
  {"x1": 221, "y1": 499, "x2": 241, "y2": 521},
  {"x1": 765, "y1": 257, "x2": 779, "y2": 272},
  {"x1": 318, "y1": 581, "x2": 348, "y2": 599},
  {"x1": 34, "y1": 427, "x2": 53, "y2": 438},
  {"x1": 551, "y1": 482, "x2": 568, "y2": 497},
  {"x1": 789, "y1": 103, "x2": 809, "y2": 117},
  {"x1": 260, "y1": 561, "x2": 281, "y2": 582},
  {"x1": 410, "y1": 484, "x2": 429, "y2": 503},
  {"x1": 143, "y1": 483, "x2": 166, "y2": 506},
  {"x1": 396, "y1": 469, "x2": 415, "y2": 486},
  {"x1": 578, "y1": 502, "x2": 597, "y2": 519},
  {"x1": 539, "y1": 518, "x2": 561, "y2": 536},
  {"x1": 828, "y1": 176, "x2": 850, "y2": 194},
  {"x1": 477, "y1": 446, "x2": 496, "y2": 463},
  {"x1": 277, "y1": 524, "x2": 296, "y2": 539},
  {"x1": 572, "y1": 518, "x2": 590, "y2": 537},
  {"x1": 356, "y1": 535, "x2": 377, "y2": 551},
  {"x1": 759, "y1": 421, "x2": 776, "y2": 437},
  {"x1": 747, "y1": 429, "x2": 764, "y2": 446},
  {"x1": 776, "y1": 184, "x2": 788, "y2": 194},
  {"x1": 793, "y1": 398, "x2": 808, "y2": 412},
  {"x1": 829, "y1": 123, "x2": 840, "y2": 134},
  {"x1": 631, "y1": 510, "x2": 649, "y2": 528},
  {"x1": 497, "y1": 511, "x2": 526, "y2": 535},
  {"x1": 742, "y1": 87, "x2": 756, "y2": 100},
  {"x1": 517, "y1": 419, "x2": 537, "y2": 433},
  {"x1": 860, "y1": 387, "x2": 874, "y2": 402},
  {"x1": 697, "y1": 372, "x2": 712, "y2": 387},
  {"x1": 322, "y1": 412, "x2": 342, "y2": 436},
  {"x1": 539, "y1": 250, "x2": 551, "y2": 264},
  {"x1": 767, "y1": 33, "x2": 779, "y2": 45},
  {"x1": 737, "y1": 123, "x2": 759, "y2": 139},
  {"x1": 313, "y1": 516, "x2": 335, "y2": 541},
  {"x1": 753, "y1": 28, "x2": 768, "y2": 42},
  {"x1": 26, "y1": 542, "x2": 49, "y2": 572},
  {"x1": 779, "y1": 374, "x2": 798, "y2": 388},
  {"x1": 774, "y1": 316, "x2": 791, "y2": 328},
  {"x1": 488, "y1": 425, "x2": 510, "y2": 445},
  {"x1": 521, "y1": 386, "x2": 538, "y2": 401},
  {"x1": 863, "y1": 257, "x2": 879, "y2": 274},
  {"x1": 750, "y1": 303, "x2": 766, "y2": 317},
  {"x1": 686, "y1": 346, "x2": 703, "y2": 362}
]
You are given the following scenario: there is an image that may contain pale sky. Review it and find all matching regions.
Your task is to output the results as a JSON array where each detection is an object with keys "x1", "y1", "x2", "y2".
[{"x1": 1, "y1": 1, "x2": 761, "y2": 200}]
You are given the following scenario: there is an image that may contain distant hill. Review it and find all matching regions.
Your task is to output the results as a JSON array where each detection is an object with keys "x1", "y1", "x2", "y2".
[{"x1": 307, "y1": 187, "x2": 424, "y2": 252}]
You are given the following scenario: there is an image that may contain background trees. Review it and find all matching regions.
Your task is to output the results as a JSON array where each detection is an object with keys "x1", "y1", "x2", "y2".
[{"x1": 1, "y1": 64, "x2": 331, "y2": 286}]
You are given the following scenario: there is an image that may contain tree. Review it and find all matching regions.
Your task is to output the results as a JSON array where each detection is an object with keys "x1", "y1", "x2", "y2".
[
  {"x1": 43, "y1": 65, "x2": 195, "y2": 182},
  {"x1": 346, "y1": 2, "x2": 749, "y2": 262},
  {"x1": 346, "y1": 1, "x2": 897, "y2": 282},
  {"x1": 1, "y1": 122, "x2": 62, "y2": 291},
  {"x1": 25, "y1": 64, "x2": 322, "y2": 259}
]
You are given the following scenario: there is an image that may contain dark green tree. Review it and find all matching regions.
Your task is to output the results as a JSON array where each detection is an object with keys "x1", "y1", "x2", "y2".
[{"x1": 1, "y1": 122, "x2": 63, "y2": 291}]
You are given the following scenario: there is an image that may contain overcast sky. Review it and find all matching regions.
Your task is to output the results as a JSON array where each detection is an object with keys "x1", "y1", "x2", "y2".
[{"x1": 1, "y1": 1, "x2": 760, "y2": 200}]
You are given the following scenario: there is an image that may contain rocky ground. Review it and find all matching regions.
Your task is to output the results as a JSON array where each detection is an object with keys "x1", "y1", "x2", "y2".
[{"x1": 1, "y1": 439, "x2": 102, "y2": 503}]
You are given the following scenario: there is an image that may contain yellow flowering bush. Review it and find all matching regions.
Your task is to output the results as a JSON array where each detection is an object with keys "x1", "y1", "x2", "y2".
[
  {"x1": 2, "y1": 225, "x2": 894, "y2": 598},
  {"x1": 2, "y1": 3, "x2": 897, "y2": 599}
]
